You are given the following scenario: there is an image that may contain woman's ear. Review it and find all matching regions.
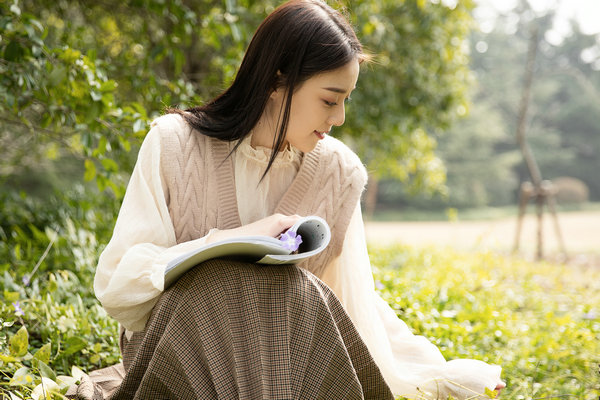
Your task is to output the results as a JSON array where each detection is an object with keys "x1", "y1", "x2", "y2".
[
  {"x1": 270, "y1": 86, "x2": 284, "y2": 100},
  {"x1": 270, "y1": 70, "x2": 286, "y2": 100}
]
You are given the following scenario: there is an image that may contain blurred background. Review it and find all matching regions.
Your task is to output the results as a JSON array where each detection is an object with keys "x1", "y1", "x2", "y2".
[
  {"x1": 364, "y1": 0, "x2": 600, "y2": 258},
  {"x1": 1, "y1": 0, "x2": 599, "y2": 258}
]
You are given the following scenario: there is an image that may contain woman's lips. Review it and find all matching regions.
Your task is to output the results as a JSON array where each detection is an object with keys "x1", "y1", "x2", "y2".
[{"x1": 314, "y1": 130, "x2": 326, "y2": 139}]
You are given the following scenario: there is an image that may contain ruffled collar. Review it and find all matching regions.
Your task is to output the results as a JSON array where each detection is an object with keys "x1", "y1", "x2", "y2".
[{"x1": 237, "y1": 134, "x2": 303, "y2": 167}]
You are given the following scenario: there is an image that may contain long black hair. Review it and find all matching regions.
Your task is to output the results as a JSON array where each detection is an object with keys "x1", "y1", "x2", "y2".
[{"x1": 170, "y1": 0, "x2": 366, "y2": 176}]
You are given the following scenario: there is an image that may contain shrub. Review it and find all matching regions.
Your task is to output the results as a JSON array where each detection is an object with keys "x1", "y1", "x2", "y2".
[
  {"x1": 1, "y1": 188, "x2": 121, "y2": 398},
  {"x1": 553, "y1": 176, "x2": 590, "y2": 204}
]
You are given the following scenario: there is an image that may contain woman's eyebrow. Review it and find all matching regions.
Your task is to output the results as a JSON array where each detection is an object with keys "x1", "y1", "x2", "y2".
[{"x1": 323, "y1": 86, "x2": 356, "y2": 94}]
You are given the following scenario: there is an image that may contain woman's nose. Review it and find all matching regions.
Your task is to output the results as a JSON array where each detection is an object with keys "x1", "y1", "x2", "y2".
[{"x1": 328, "y1": 104, "x2": 345, "y2": 126}]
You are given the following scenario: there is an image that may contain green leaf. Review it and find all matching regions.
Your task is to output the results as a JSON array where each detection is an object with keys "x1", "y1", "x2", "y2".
[
  {"x1": 47, "y1": 273, "x2": 58, "y2": 292},
  {"x1": 173, "y1": 49, "x2": 184, "y2": 75},
  {"x1": 62, "y1": 336, "x2": 87, "y2": 356},
  {"x1": 9, "y1": 367, "x2": 34, "y2": 386},
  {"x1": 48, "y1": 66, "x2": 67, "y2": 87},
  {"x1": 97, "y1": 136, "x2": 109, "y2": 155},
  {"x1": 40, "y1": 112, "x2": 52, "y2": 128},
  {"x1": 101, "y1": 158, "x2": 119, "y2": 172},
  {"x1": 82, "y1": 131, "x2": 92, "y2": 149},
  {"x1": 4, "y1": 290, "x2": 20, "y2": 302},
  {"x1": 484, "y1": 387, "x2": 498, "y2": 398},
  {"x1": 96, "y1": 174, "x2": 107, "y2": 192},
  {"x1": 119, "y1": 136, "x2": 132, "y2": 152},
  {"x1": 71, "y1": 366, "x2": 86, "y2": 381},
  {"x1": 99, "y1": 80, "x2": 117, "y2": 92},
  {"x1": 102, "y1": 92, "x2": 114, "y2": 107},
  {"x1": 86, "y1": 48, "x2": 97, "y2": 60},
  {"x1": 56, "y1": 375, "x2": 78, "y2": 390},
  {"x1": 13, "y1": 243, "x2": 21, "y2": 260},
  {"x1": 33, "y1": 343, "x2": 52, "y2": 365},
  {"x1": 130, "y1": 102, "x2": 146, "y2": 116},
  {"x1": 84, "y1": 159, "x2": 96, "y2": 181},
  {"x1": 0, "y1": 354, "x2": 20, "y2": 363},
  {"x1": 107, "y1": 180, "x2": 124, "y2": 198},
  {"x1": 37, "y1": 360, "x2": 57, "y2": 381},
  {"x1": 9, "y1": 326, "x2": 29, "y2": 357}
]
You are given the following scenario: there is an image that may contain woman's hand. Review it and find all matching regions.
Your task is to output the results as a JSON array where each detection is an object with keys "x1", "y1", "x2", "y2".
[
  {"x1": 207, "y1": 214, "x2": 302, "y2": 243},
  {"x1": 494, "y1": 381, "x2": 506, "y2": 397}
]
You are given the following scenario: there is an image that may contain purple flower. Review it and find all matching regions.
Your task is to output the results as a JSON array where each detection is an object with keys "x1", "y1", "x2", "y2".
[
  {"x1": 279, "y1": 230, "x2": 303, "y2": 252},
  {"x1": 22, "y1": 275, "x2": 30, "y2": 286},
  {"x1": 583, "y1": 311, "x2": 596, "y2": 320},
  {"x1": 12, "y1": 301, "x2": 24, "y2": 317}
]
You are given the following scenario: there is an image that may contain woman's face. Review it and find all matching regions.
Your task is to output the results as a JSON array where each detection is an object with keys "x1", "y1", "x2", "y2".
[{"x1": 265, "y1": 60, "x2": 360, "y2": 153}]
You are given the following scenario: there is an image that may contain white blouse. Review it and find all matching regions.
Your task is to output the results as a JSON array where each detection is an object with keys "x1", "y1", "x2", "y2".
[{"x1": 94, "y1": 125, "x2": 502, "y2": 399}]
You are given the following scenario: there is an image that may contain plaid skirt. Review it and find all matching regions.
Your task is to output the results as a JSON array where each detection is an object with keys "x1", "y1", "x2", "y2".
[{"x1": 72, "y1": 259, "x2": 393, "y2": 399}]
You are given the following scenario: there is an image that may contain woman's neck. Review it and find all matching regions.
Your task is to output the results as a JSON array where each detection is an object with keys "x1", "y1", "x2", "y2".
[{"x1": 250, "y1": 98, "x2": 286, "y2": 150}]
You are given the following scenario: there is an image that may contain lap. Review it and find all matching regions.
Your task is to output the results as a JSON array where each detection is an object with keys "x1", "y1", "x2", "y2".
[{"x1": 110, "y1": 259, "x2": 392, "y2": 399}]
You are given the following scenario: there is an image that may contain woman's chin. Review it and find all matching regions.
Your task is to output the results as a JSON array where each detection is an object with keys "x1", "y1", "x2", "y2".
[
  {"x1": 300, "y1": 142, "x2": 319, "y2": 153},
  {"x1": 288, "y1": 140, "x2": 318, "y2": 154}
]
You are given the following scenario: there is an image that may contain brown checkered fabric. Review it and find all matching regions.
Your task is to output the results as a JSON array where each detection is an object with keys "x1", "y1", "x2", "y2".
[{"x1": 106, "y1": 259, "x2": 393, "y2": 399}]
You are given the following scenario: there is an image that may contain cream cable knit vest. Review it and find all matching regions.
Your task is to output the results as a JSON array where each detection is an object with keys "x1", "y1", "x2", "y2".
[{"x1": 156, "y1": 114, "x2": 367, "y2": 278}]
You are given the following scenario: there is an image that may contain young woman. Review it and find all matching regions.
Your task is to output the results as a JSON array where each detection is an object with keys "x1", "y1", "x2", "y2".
[{"x1": 89, "y1": 0, "x2": 504, "y2": 398}]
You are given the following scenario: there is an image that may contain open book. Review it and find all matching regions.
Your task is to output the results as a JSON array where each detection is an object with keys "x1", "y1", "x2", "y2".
[{"x1": 164, "y1": 216, "x2": 330, "y2": 288}]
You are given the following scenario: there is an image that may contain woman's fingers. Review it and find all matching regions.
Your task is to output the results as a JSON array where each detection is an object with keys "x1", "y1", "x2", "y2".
[
  {"x1": 264, "y1": 213, "x2": 302, "y2": 236},
  {"x1": 274, "y1": 214, "x2": 302, "y2": 234},
  {"x1": 494, "y1": 381, "x2": 506, "y2": 397},
  {"x1": 212, "y1": 214, "x2": 304, "y2": 241}
]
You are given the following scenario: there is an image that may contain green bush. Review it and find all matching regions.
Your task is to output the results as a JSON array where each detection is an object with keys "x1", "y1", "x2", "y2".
[{"x1": 0, "y1": 189, "x2": 120, "y2": 399}]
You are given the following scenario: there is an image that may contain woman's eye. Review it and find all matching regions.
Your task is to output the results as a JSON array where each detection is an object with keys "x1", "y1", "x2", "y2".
[{"x1": 324, "y1": 100, "x2": 337, "y2": 106}]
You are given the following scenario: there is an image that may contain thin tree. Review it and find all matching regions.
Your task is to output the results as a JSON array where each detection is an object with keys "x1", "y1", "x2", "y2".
[{"x1": 513, "y1": 25, "x2": 567, "y2": 260}]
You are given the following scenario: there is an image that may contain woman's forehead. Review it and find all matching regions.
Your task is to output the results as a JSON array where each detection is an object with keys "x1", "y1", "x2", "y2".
[{"x1": 308, "y1": 61, "x2": 360, "y2": 93}]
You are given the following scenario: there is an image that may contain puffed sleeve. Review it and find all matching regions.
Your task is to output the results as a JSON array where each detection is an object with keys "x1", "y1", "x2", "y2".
[
  {"x1": 93, "y1": 119, "x2": 215, "y2": 332},
  {"x1": 320, "y1": 201, "x2": 502, "y2": 399}
]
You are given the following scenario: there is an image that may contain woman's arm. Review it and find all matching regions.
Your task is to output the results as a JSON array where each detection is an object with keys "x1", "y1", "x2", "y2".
[
  {"x1": 93, "y1": 122, "x2": 215, "y2": 331},
  {"x1": 94, "y1": 121, "x2": 302, "y2": 332}
]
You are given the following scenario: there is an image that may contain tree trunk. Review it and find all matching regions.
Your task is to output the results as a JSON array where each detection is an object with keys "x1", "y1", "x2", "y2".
[{"x1": 515, "y1": 26, "x2": 542, "y2": 187}]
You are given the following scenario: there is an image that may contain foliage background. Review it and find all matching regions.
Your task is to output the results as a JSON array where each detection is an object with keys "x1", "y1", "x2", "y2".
[
  {"x1": 377, "y1": 0, "x2": 600, "y2": 211},
  {"x1": 1, "y1": 0, "x2": 599, "y2": 398},
  {"x1": 1, "y1": 0, "x2": 475, "y2": 203}
]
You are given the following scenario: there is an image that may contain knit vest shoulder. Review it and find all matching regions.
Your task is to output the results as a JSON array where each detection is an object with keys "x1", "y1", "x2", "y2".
[{"x1": 154, "y1": 114, "x2": 367, "y2": 278}]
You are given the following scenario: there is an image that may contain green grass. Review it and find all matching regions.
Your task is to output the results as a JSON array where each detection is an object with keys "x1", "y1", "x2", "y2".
[
  {"x1": 371, "y1": 202, "x2": 600, "y2": 222},
  {"x1": 370, "y1": 244, "x2": 600, "y2": 399},
  {"x1": 1, "y1": 244, "x2": 599, "y2": 399}
]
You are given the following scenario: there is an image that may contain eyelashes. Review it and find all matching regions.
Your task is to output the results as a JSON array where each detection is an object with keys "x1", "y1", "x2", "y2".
[{"x1": 324, "y1": 97, "x2": 352, "y2": 107}]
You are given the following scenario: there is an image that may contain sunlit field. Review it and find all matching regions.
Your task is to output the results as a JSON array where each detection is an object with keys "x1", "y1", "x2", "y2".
[
  {"x1": 371, "y1": 245, "x2": 600, "y2": 399},
  {"x1": 2, "y1": 242, "x2": 598, "y2": 399}
]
